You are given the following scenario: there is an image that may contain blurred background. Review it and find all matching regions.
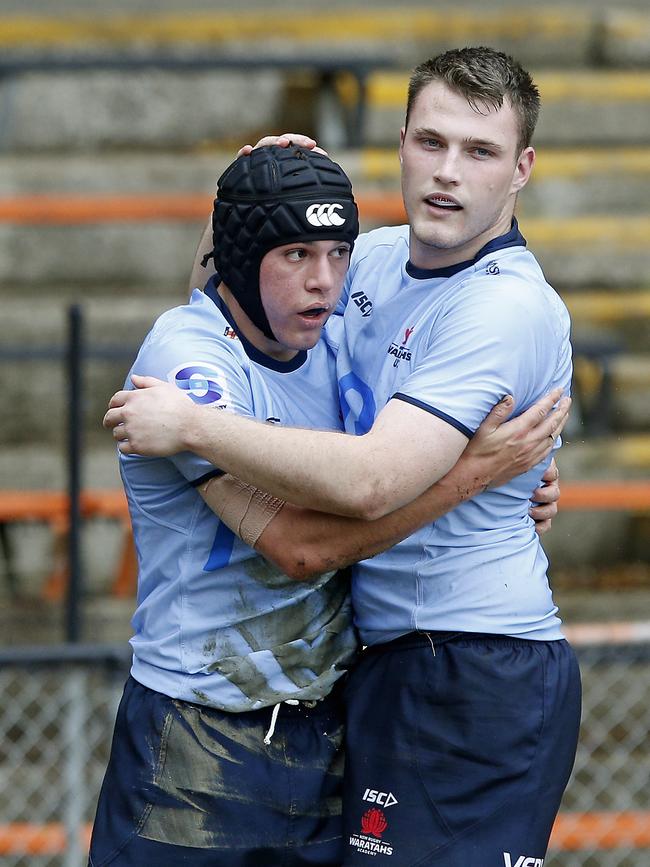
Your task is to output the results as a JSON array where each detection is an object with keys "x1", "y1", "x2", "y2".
[{"x1": 0, "y1": 0, "x2": 649, "y2": 864}]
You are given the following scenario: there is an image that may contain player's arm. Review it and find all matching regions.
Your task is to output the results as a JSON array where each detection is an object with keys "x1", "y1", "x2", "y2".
[
  {"x1": 257, "y1": 462, "x2": 560, "y2": 577},
  {"x1": 105, "y1": 378, "x2": 569, "y2": 521},
  {"x1": 197, "y1": 400, "x2": 560, "y2": 580},
  {"x1": 188, "y1": 218, "x2": 216, "y2": 293}
]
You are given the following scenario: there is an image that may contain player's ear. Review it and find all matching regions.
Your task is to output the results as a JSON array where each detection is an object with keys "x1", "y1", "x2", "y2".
[{"x1": 512, "y1": 146, "x2": 535, "y2": 193}]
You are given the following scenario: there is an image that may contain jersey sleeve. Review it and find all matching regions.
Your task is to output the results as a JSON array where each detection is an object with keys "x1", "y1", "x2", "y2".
[
  {"x1": 130, "y1": 323, "x2": 256, "y2": 484},
  {"x1": 394, "y1": 280, "x2": 562, "y2": 436}
]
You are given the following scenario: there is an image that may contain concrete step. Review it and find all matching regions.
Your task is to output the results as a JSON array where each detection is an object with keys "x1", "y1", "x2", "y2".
[
  {"x1": 0, "y1": 294, "x2": 176, "y2": 452},
  {"x1": 540, "y1": 436, "x2": 650, "y2": 583},
  {"x1": 364, "y1": 70, "x2": 650, "y2": 147},
  {"x1": 602, "y1": 10, "x2": 650, "y2": 66},
  {"x1": 5, "y1": 0, "x2": 650, "y2": 12},
  {"x1": 3, "y1": 7, "x2": 650, "y2": 68},
  {"x1": 1, "y1": 146, "x2": 650, "y2": 290},
  {"x1": 562, "y1": 290, "x2": 650, "y2": 366},
  {"x1": 352, "y1": 147, "x2": 650, "y2": 218},
  {"x1": 0, "y1": 67, "x2": 287, "y2": 154},
  {"x1": 0, "y1": 8, "x2": 599, "y2": 67},
  {"x1": 564, "y1": 290, "x2": 650, "y2": 327},
  {"x1": 0, "y1": 17, "x2": 650, "y2": 151},
  {"x1": 0, "y1": 150, "x2": 226, "y2": 195},
  {"x1": 4, "y1": 147, "x2": 650, "y2": 217},
  {"x1": 1, "y1": 292, "x2": 649, "y2": 451},
  {"x1": 571, "y1": 353, "x2": 650, "y2": 435},
  {"x1": 2, "y1": 66, "x2": 649, "y2": 152},
  {"x1": 2, "y1": 438, "x2": 649, "y2": 608},
  {"x1": 521, "y1": 216, "x2": 650, "y2": 290},
  {"x1": 2, "y1": 213, "x2": 649, "y2": 291}
]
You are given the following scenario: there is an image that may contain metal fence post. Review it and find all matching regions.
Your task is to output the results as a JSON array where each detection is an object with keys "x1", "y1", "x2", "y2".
[
  {"x1": 63, "y1": 669, "x2": 87, "y2": 867},
  {"x1": 66, "y1": 304, "x2": 83, "y2": 643}
]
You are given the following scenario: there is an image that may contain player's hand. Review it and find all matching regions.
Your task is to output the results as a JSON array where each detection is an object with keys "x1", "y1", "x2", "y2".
[
  {"x1": 237, "y1": 133, "x2": 327, "y2": 157},
  {"x1": 530, "y1": 459, "x2": 560, "y2": 536},
  {"x1": 103, "y1": 375, "x2": 198, "y2": 456},
  {"x1": 463, "y1": 387, "x2": 570, "y2": 488}
]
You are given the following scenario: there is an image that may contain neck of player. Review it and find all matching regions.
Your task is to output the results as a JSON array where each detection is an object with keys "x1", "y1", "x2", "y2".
[{"x1": 217, "y1": 283, "x2": 298, "y2": 362}]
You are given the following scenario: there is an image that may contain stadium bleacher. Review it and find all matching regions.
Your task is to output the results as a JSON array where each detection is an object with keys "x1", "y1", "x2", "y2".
[
  {"x1": 1, "y1": 1, "x2": 649, "y2": 604},
  {"x1": 0, "y1": 6, "x2": 649, "y2": 865}
]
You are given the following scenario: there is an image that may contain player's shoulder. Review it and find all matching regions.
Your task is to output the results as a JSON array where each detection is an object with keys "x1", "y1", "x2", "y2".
[
  {"x1": 462, "y1": 248, "x2": 570, "y2": 337},
  {"x1": 135, "y1": 290, "x2": 250, "y2": 380},
  {"x1": 148, "y1": 289, "x2": 220, "y2": 337},
  {"x1": 350, "y1": 225, "x2": 409, "y2": 268},
  {"x1": 150, "y1": 291, "x2": 240, "y2": 350},
  {"x1": 467, "y1": 248, "x2": 554, "y2": 302}
]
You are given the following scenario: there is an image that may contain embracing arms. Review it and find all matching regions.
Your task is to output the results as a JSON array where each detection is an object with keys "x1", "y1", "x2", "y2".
[
  {"x1": 104, "y1": 376, "x2": 568, "y2": 521},
  {"x1": 197, "y1": 402, "x2": 562, "y2": 580}
]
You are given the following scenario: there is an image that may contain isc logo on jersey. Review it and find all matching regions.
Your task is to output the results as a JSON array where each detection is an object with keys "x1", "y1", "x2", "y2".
[
  {"x1": 168, "y1": 363, "x2": 231, "y2": 408},
  {"x1": 351, "y1": 290, "x2": 373, "y2": 317}
]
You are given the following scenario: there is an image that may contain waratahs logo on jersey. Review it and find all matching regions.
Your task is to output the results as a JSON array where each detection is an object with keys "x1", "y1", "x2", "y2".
[{"x1": 168, "y1": 363, "x2": 231, "y2": 407}]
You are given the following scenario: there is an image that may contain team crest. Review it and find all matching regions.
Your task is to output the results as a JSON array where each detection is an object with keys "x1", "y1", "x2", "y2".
[
  {"x1": 168, "y1": 362, "x2": 231, "y2": 407},
  {"x1": 387, "y1": 325, "x2": 415, "y2": 368},
  {"x1": 349, "y1": 808, "x2": 394, "y2": 857},
  {"x1": 348, "y1": 787, "x2": 398, "y2": 857}
]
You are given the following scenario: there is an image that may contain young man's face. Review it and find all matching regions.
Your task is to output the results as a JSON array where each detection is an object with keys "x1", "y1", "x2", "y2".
[
  {"x1": 258, "y1": 240, "x2": 351, "y2": 359},
  {"x1": 399, "y1": 80, "x2": 535, "y2": 270}
]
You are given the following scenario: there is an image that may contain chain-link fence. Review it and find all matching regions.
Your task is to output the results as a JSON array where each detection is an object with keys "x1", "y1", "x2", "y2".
[
  {"x1": 0, "y1": 641, "x2": 648, "y2": 867},
  {"x1": 550, "y1": 643, "x2": 650, "y2": 867},
  {"x1": 0, "y1": 645, "x2": 129, "y2": 867}
]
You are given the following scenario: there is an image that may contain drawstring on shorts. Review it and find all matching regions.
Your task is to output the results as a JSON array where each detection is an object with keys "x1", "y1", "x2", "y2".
[{"x1": 263, "y1": 699, "x2": 299, "y2": 744}]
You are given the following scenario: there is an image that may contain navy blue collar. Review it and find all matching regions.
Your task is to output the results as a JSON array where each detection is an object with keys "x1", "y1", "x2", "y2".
[
  {"x1": 405, "y1": 218, "x2": 527, "y2": 280},
  {"x1": 203, "y1": 276, "x2": 308, "y2": 372}
]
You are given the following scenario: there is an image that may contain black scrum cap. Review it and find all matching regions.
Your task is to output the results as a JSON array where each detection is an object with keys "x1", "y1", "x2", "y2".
[{"x1": 209, "y1": 145, "x2": 359, "y2": 340}]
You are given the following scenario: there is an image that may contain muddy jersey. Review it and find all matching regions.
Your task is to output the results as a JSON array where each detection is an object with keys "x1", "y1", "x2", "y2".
[
  {"x1": 328, "y1": 220, "x2": 572, "y2": 646},
  {"x1": 123, "y1": 279, "x2": 356, "y2": 711}
]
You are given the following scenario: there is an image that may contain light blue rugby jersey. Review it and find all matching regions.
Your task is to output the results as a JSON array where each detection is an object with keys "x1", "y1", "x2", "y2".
[
  {"x1": 122, "y1": 278, "x2": 357, "y2": 711},
  {"x1": 328, "y1": 220, "x2": 572, "y2": 645}
]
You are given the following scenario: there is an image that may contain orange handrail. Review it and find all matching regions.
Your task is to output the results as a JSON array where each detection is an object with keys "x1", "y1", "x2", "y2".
[
  {"x1": 0, "y1": 489, "x2": 132, "y2": 599},
  {"x1": 558, "y1": 480, "x2": 650, "y2": 511},
  {"x1": 0, "y1": 812, "x2": 649, "y2": 855},
  {"x1": 1, "y1": 481, "x2": 649, "y2": 600},
  {"x1": 6, "y1": 481, "x2": 650, "y2": 524},
  {"x1": 0, "y1": 192, "x2": 407, "y2": 225},
  {"x1": 0, "y1": 489, "x2": 129, "y2": 522},
  {"x1": 0, "y1": 822, "x2": 91, "y2": 856},
  {"x1": 550, "y1": 811, "x2": 650, "y2": 850}
]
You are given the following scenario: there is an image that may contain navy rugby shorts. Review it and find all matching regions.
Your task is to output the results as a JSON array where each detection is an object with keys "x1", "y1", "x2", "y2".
[
  {"x1": 342, "y1": 632, "x2": 581, "y2": 866},
  {"x1": 88, "y1": 675, "x2": 346, "y2": 866}
]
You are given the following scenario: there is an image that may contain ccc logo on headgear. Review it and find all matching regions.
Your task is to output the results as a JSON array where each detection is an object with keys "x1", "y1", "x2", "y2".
[{"x1": 306, "y1": 203, "x2": 346, "y2": 227}]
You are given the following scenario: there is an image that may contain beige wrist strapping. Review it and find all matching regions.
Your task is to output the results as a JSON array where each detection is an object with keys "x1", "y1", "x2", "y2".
[{"x1": 200, "y1": 475, "x2": 285, "y2": 548}]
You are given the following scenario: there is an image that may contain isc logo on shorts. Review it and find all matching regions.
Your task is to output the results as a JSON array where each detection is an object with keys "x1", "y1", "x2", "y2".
[{"x1": 362, "y1": 788, "x2": 398, "y2": 808}]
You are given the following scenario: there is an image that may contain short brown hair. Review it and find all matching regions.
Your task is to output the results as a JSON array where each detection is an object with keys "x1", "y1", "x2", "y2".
[{"x1": 405, "y1": 46, "x2": 540, "y2": 154}]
